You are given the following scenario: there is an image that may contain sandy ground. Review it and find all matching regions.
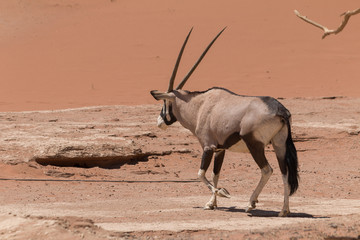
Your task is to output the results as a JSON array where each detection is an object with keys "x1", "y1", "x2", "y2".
[
  {"x1": 0, "y1": 98, "x2": 360, "y2": 239},
  {"x1": 1, "y1": 0, "x2": 360, "y2": 239}
]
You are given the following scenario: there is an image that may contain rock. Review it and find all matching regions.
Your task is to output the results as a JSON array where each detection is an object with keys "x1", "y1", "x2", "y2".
[{"x1": 0, "y1": 105, "x2": 195, "y2": 167}]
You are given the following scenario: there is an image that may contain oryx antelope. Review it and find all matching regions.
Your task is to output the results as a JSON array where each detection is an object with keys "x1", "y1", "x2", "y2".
[{"x1": 150, "y1": 28, "x2": 299, "y2": 217}]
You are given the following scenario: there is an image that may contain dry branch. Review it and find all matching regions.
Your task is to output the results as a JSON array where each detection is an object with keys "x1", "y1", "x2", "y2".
[{"x1": 294, "y1": 8, "x2": 360, "y2": 39}]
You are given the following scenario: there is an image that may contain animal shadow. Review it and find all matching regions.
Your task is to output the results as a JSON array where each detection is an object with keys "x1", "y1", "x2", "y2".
[{"x1": 217, "y1": 206, "x2": 327, "y2": 219}]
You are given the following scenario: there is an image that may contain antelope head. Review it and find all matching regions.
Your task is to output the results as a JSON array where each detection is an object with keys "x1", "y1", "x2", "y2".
[{"x1": 150, "y1": 27, "x2": 226, "y2": 130}]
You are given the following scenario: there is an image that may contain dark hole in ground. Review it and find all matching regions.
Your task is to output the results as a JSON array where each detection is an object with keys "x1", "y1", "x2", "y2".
[{"x1": 34, "y1": 154, "x2": 154, "y2": 169}]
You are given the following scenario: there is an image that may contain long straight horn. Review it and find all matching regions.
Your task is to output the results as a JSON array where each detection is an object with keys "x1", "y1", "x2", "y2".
[
  {"x1": 176, "y1": 27, "x2": 226, "y2": 90},
  {"x1": 167, "y1": 28, "x2": 193, "y2": 92}
]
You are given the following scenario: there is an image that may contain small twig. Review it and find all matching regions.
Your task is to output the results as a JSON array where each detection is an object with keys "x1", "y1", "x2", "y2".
[{"x1": 294, "y1": 8, "x2": 360, "y2": 39}]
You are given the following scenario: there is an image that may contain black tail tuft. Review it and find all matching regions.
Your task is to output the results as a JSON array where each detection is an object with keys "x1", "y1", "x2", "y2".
[{"x1": 285, "y1": 120, "x2": 299, "y2": 195}]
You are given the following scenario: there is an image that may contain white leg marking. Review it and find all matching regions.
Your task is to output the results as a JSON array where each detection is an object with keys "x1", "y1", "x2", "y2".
[
  {"x1": 245, "y1": 164, "x2": 273, "y2": 212},
  {"x1": 198, "y1": 169, "x2": 213, "y2": 191},
  {"x1": 279, "y1": 173, "x2": 290, "y2": 217},
  {"x1": 198, "y1": 170, "x2": 230, "y2": 210},
  {"x1": 205, "y1": 173, "x2": 220, "y2": 210},
  {"x1": 198, "y1": 169, "x2": 216, "y2": 210}
]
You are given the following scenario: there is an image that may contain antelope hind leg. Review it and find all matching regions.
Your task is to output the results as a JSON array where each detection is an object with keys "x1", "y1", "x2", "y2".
[
  {"x1": 245, "y1": 164, "x2": 273, "y2": 213},
  {"x1": 278, "y1": 173, "x2": 290, "y2": 217}
]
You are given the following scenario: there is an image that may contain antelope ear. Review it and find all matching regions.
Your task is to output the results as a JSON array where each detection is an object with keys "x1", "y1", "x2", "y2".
[{"x1": 150, "y1": 90, "x2": 175, "y2": 101}]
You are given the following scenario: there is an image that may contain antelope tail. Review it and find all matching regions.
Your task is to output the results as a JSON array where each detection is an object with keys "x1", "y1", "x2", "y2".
[{"x1": 285, "y1": 120, "x2": 299, "y2": 195}]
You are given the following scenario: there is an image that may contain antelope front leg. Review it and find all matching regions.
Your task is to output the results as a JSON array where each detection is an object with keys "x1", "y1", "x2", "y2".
[
  {"x1": 198, "y1": 148, "x2": 215, "y2": 209},
  {"x1": 205, "y1": 172, "x2": 219, "y2": 210},
  {"x1": 198, "y1": 149, "x2": 230, "y2": 210},
  {"x1": 206, "y1": 150, "x2": 228, "y2": 209}
]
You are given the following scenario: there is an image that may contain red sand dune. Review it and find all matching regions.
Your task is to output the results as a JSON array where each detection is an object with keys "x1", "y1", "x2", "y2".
[{"x1": 0, "y1": 0, "x2": 359, "y2": 112}]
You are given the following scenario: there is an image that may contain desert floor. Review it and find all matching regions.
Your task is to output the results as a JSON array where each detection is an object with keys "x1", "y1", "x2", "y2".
[
  {"x1": 0, "y1": 98, "x2": 359, "y2": 240},
  {"x1": 0, "y1": 1, "x2": 360, "y2": 239}
]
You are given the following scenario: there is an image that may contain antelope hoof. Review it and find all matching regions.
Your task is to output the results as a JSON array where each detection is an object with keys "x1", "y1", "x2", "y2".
[
  {"x1": 245, "y1": 200, "x2": 258, "y2": 213},
  {"x1": 278, "y1": 209, "x2": 290, "y2": 217},
  {"x1": 245, "y1": 206, "x2": 254, "y2": 213},
  {"x1": 216, "y1": 188, "x2": 230, "y2": 198},
  {"x1": 204, "y1": 203, "x2": 217, "y2": 210}
]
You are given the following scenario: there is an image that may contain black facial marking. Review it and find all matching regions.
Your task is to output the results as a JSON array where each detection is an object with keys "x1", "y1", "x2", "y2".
[{"x1": 160, "y1": 101, "x2": 177, "y2": 125}]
